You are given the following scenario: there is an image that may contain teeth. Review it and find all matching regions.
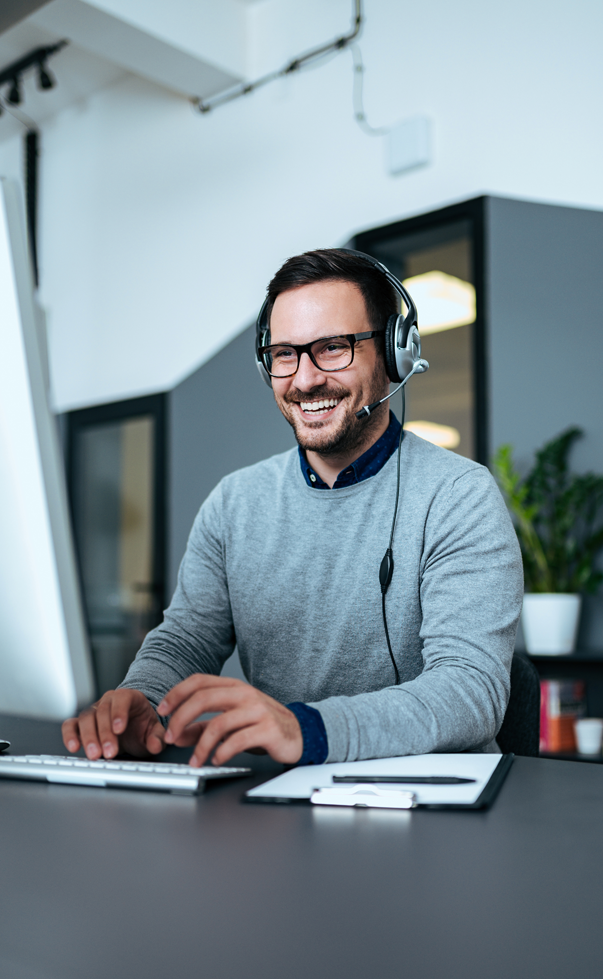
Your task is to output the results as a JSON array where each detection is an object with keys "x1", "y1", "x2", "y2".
[{"x1": 300, "y1": 398, "x2": 340, "y2": 413}]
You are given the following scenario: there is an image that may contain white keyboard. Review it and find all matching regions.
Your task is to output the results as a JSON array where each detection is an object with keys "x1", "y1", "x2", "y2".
[{"x1": 0, "y1": 754, "x2": 251, "y2": 795}]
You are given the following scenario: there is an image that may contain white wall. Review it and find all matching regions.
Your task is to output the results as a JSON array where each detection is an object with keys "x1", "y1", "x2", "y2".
[{"x1": 0, "y1": 0, "x2": 601, "y2": 411}]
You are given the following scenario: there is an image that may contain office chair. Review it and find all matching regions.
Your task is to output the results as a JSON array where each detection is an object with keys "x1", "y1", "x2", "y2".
[{"x1": 496, "y1": 652, "x2": 541, "y2": 756}]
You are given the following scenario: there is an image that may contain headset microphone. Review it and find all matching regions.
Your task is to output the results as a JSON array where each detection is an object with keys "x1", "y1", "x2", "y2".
[{"x1": 356, "y1": 358, "x2": 429, "y2": 419}]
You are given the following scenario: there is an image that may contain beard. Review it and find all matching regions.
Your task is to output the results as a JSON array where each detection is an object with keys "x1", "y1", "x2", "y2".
[{"x1": 274, "y1": 364, "x2": 389, "y2": 458}]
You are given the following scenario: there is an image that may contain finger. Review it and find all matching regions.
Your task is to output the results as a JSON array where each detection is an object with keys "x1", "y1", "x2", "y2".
[
  {"x1": 109, "y1": 688, "x2": 137, "y2": 737},
  {"x1": 171, "y1": 721, "x2": 207, "y2": 747},
  {"x1": 157, "y1": 674, "x2": 244, "y2": 717},
  {"x1": 212, "y1": 714, "x2": 303, "y2": 766},
  {"x1": 62, "y1": 717, "x2": 82, "y2": 753},
  {"x1": 208, "y1": 707, "x2": 302, "y2": 767},
  {"x1": 94, "y1": 696, "x2": 121, "y2": 759},
  {"x1": 189, "y1": 707, "x2": 263, "y2": 767},
  {"x1": 144, "y1": 719, "x2": 167, "y2": 755},
  {"x1": 77, "y1": 707, "x2": 104, "y2": 760},
  {"x1": 164, "y1": 687, "x2": 249, "y2": 744},
  {"x1": 209, "y1": 726, "x2": 266, "y2": 767}
]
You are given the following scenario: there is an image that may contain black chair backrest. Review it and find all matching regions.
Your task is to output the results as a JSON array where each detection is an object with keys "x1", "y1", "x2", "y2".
[{"x1": 497, "y1": 652, "x2": 541, "y2": 756}]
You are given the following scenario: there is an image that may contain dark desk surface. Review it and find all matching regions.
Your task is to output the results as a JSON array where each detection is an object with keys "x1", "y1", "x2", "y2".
[{"x1": 1, "y1": 714, "x2": 603, "y2": 979}]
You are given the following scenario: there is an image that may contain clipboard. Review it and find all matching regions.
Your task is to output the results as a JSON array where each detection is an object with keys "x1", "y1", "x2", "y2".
[{"x1": 245, "y1": 753, "x2": 514, "y2": 810}]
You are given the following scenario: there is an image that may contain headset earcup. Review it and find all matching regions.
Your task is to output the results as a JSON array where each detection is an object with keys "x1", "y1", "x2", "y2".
[
  {"x1": 255, "y1": 296, "x2": 273, "y2": 387},
  {"x1": 383, "y1": 314, "x2": 401, "y2": 383},
  {"x1": 397, "y1": 324, "x2": 421, "y2": 382},
  {"x1": 256, "y1": 359, "x2": 273, "y2": 388}
]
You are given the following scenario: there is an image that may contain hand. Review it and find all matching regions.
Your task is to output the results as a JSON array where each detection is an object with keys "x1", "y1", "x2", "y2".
[
  {"x1": 157, "y1": 675, "x2": 303, "y2": 767},
  {"x1": 62, "y1": 689, "x2": 165, "y2": 760}
]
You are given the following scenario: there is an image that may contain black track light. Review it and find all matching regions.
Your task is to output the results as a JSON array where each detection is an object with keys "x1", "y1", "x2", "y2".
[
  {"x1": 37, "y1": 63, "x2": 55, "y2": 90},
  {"x1": 7, "y1": 77, "x2": 21, "y2": 105},
  {"x1": 0, "y1": 41, "x2": 67, "y2": 118}
]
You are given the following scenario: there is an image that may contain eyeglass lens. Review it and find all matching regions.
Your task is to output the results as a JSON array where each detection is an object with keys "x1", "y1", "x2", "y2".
[{"x1": 265, "y1": 337, "x2": 353, "y2": 377}]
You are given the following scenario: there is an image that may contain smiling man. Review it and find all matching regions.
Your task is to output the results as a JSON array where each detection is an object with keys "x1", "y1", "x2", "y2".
[{"x1": 63, "y1": 249, "x2": 523, "y2": 768}]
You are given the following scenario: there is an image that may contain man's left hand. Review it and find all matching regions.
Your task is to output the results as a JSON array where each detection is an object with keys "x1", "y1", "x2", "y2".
[{"x1": 157, "y1": 675, "x2": 303, "y2": 767}]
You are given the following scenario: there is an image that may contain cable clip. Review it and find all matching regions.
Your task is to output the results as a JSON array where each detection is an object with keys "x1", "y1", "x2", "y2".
[{"x1": 379, "y1": 548, "x2": 394, "y2": 595}]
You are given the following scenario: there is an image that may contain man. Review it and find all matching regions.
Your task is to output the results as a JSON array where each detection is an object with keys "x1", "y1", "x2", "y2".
[{"x1": 62, "y1": 249, "x2": 523, "y2": 767}]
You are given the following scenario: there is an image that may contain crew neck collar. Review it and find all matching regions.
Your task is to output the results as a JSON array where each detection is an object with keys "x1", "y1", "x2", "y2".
[{"x1": 298, "y1": 411, "x2": 401, "y2": 490}]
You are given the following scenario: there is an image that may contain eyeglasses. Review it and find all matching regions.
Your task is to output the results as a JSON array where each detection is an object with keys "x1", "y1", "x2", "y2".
[{"x1": 258, "y1": 331, "x2": 382, "y2": 378}]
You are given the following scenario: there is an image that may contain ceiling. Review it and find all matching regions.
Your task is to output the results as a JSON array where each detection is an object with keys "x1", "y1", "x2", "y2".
[
  {"x1": 0, "y1": 0, "x2": 246, "y2": 144},
  {"x1": 0, "y1": 0, "x2": 50, "y2": 36}
]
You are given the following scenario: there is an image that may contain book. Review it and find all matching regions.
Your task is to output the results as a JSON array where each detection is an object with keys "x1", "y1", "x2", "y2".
[{"x1": 540, "y1": 679, "x2": 587, "y2": 753}]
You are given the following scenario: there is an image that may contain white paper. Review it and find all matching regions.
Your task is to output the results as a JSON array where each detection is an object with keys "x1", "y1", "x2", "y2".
[{"x1": 246, "y1": 753, "x2": 504, "y2": 807}]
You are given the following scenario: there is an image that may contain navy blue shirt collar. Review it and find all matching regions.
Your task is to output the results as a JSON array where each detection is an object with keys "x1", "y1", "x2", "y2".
[{"x1": 298, "y1": 411, "x2": 401, "y2": 489}]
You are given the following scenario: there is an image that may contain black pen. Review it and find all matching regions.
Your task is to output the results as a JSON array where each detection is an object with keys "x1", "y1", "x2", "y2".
[{"x1": 332, "y1": 775, "x2": 476, "y2": 785}]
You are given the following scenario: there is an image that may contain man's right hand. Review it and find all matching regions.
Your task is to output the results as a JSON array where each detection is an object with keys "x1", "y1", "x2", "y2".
[{"x1": 61, "y1": 689, "x2": 165, "y2": 760}]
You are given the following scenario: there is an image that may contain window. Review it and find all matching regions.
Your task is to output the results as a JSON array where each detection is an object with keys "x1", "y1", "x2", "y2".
[
  {"x1": 353, "y1": 200, "x2": 486, "y2": 463},
  {"x1": 67, "y1": 395, "x2": 166, "y2": 695}
]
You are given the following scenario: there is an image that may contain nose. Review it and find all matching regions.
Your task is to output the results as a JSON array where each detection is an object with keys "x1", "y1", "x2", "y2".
[{"x1": 295, "y1": 351, "x2": 326, "y2": 390}]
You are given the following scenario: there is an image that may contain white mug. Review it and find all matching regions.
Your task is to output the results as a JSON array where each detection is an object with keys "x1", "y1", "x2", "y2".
[{"x1": 574, "y1": 718, "x2": 603, "y2": 756}]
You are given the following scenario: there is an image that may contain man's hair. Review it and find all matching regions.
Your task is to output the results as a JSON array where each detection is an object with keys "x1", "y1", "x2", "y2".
[{"x1": 265, "y1": 248, "x2": 399, "y2": 334}]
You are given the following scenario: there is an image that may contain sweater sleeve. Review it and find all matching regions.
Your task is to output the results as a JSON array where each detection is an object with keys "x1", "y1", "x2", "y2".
[
  {"x1": 307, "y1": 468, "x2": 524, "y2": 762},
  {"x1": 118, "y1": 484, "x2": 235, "y2": 709}
]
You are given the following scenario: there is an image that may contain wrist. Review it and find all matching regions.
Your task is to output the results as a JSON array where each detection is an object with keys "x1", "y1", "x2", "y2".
[{"x1": 286, "y1": 703, "x2": 328, "y2": 765}]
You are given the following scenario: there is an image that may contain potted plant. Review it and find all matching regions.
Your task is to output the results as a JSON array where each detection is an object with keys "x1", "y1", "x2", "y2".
[{"x1": 493, "y1": 427, "x2": 603, "y2": 655}]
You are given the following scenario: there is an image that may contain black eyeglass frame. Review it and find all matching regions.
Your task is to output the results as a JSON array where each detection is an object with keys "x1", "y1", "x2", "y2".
[{"x1": 258, "y1": 330, "x2": 383, "y2": 378}]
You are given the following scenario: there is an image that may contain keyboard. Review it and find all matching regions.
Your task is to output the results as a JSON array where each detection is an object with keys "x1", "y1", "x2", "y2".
[{"x1": 0, "y1": 754, "x2": 251, "y2": 795}]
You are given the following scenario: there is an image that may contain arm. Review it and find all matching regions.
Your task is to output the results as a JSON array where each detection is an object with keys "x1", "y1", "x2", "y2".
[
  {"x1": 308, "y1": 468, "x2": 524, "y2": 762},
  {"x1": 64, "y1": 482, "x2": 307, "y2": 764},
  {"x1": 63, "y1": 486, "x2": 239, "y2": 760}
]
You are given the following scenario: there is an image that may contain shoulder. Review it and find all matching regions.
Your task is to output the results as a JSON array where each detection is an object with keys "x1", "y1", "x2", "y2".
[
  {"x1": 187, "y1": 448, "x2": 297, "y2": 544},
  {"x1": 196, "y1": 448, "x2": 298, "y2": 515},
  {"x1": 401, "y1": 432, "x2": 506, "y2": 514},
  {"x1": 402, "y1": 431, "x2": 486, "y2": 483},
  {"x1": 218, "y1": 448, "x2": 298, "y2": 496}
]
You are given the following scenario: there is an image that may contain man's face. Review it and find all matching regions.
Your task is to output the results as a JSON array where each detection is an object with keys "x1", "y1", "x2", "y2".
[{"x1": 269, "y1": 280, "x2": 389, "y2": 456}]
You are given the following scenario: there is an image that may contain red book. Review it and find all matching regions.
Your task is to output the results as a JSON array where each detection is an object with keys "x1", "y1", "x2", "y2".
[{"x1": 540, "y1": 680, "x2": 587, "y2": 753}]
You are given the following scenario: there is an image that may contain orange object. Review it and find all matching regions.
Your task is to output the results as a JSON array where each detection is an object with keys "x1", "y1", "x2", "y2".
[{"x1": 540, "y1": 680, "x2": 586, "y2": 753}]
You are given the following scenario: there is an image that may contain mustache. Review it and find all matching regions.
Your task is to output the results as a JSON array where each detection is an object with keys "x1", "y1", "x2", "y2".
[{"x1": 283, "y1": 383, "x2": 350, "y2": 404}]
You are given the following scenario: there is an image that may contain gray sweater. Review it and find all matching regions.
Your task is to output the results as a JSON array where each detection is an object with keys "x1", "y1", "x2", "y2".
[{"x1": 120, "y1": 433, "x2": 523, "y2": 761}]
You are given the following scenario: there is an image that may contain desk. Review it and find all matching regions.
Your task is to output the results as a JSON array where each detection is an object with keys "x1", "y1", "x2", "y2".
[{"x1": 1, "y1": 714, "x2": 603, "y2": 979}]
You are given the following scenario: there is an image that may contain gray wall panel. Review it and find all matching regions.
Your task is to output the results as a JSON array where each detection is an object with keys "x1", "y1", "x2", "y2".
[
  {"x1": 168, "y1": 325, "x2": 295, "y2": 680},
  {"x1": 487, "y1": 196, "x2": 603, "y2": 648},
  {"x1": 487, "y1": 195, "x2": 603, "y2": 470},
  {"x1": 168, "y1": 323, "x2": 295, "y2": 596}
]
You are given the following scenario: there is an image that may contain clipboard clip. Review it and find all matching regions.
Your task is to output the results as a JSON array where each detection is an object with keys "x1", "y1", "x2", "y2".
[{"x1": 311, "y1": 784, "x2": 417, "y2": 809}]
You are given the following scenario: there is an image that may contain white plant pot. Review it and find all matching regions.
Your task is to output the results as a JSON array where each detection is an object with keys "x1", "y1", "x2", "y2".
[{"x1": 521, "y1": 593, "x2": 582, "y2": 655}]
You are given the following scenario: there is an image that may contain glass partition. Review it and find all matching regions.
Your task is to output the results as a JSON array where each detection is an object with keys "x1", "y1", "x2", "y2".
[
  {"x1": 354, "y1": 201, "x2": 486, "y2": 463},
  {"x1": 67, "y1": 396, "x2": 166, "y2": 696}
]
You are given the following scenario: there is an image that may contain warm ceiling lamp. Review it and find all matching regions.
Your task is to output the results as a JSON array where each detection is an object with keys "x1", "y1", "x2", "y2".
[
  {"x1": 404, "y1": 420, "x2": 461, "y2": 449},
  {"x1": 403, "y1": 271, "x2": 475, "y2": 335}
]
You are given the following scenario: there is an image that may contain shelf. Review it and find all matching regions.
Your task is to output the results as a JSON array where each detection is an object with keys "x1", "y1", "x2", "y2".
[
  {"x1": 525, "y1": 653, "x2": 603, "y2": 722},
  {"x1": 522, "y1": 650, "x2": 603, "y2": 664},
  {"x1": 540, "y1": 752, "x2": 603, "y2": 764}
]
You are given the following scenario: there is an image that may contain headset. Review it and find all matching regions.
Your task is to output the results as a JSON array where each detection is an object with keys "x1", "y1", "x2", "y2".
[
  {"x1": 255, "y1": 249, "x2": 428, "y2": 402},
  {"x1": 254, "y1": 249, "x2": 429, "y2": 685}
]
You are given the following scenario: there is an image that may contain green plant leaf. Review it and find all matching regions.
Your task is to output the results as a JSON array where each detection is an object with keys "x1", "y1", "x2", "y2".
[{"x1": 492, "y1": 428, "x2": 603, "y2": 595}]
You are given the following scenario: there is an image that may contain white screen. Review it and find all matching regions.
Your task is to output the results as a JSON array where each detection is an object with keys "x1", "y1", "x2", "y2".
[{"x1": 0, "y1": 179, "x2": 94, "y2": 719}]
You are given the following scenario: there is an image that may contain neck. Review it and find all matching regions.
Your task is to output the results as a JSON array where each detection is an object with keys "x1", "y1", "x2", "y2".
[{"x1": 305, "y1": 406, "x2": 390, "y2": 488}]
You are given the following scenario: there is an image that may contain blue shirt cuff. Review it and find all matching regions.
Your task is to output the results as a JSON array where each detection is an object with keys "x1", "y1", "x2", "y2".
[{"x1": 286, "y1": 702, "x2": 329, "y2": 765}]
